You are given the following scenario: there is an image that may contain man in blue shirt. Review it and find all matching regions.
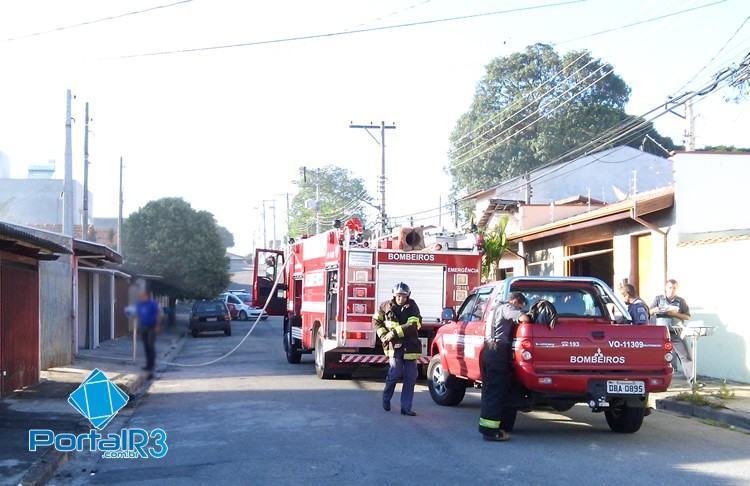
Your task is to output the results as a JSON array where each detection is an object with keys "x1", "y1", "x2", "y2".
[
  {"x1": 136, "y1": 291, "x2": 162, "y2": 378},
  {"x1": 620, "y1": 284, "x2": 650, "y2": 325}
]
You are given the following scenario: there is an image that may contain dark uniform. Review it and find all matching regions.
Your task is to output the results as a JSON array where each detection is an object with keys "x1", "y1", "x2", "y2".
[
  {"x1": 373, "y1": 297, "x2": 422, "y2": 414},
  {"x1": 479, "y1": 301, "x2": 523, "y2": 438}
]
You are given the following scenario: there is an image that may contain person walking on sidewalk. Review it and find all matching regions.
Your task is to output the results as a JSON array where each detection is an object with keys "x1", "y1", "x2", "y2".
[
  {"x1": 650, "y1": 279, "x2": 694, "y2": 385},
  {"x1": 480, "y1": 291, "x2": 530, "y2": 442},
  {"x1": 373, "y1": 282, "x2": 422, "y2": 416},
  {"x1": 137, "y1": 291, "x2": 162, "y2": 379}
]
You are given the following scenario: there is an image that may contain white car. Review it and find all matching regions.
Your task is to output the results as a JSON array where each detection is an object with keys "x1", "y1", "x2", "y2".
[{"x1": 219, "y1": 293, "x2": 268, "y2": 321}]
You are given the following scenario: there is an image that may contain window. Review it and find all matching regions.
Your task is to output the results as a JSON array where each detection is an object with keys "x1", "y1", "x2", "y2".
[
  {"x1": 470, "y1": 291, "x2": 493, "y2": 321},
  {"x1": 456, "y1": 294, "x2": 478, "y2": 322},
  {"x1": 197, "y1": 302, "x2": 224, "y2": 313},
  {"x1": 512, "y1": 287, "x2": 605, "y2": 318}
]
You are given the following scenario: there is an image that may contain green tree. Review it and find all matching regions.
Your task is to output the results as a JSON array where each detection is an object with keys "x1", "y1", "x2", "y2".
[
  {"x1": 217, "y1": 225, "x2": 235, "y2": 248},
  {"x1": 123, "y1": 197, "x2": 230, "y2": 300},
  {"x1": 481, "y1": 217, "x2": 509, "y2": 282},
  {"x1": 289, "y1": 165, "x2": 371, "y2": 237},
  {"x1": 448, "y1": 43, "x2": 675, "y2": 196}
]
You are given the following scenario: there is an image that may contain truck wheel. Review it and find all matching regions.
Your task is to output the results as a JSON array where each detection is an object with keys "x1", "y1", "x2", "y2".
[
  {"x1": 427, "y1": 354, "x2": 465, "y2": 406},
  {"x1": 285, "y1": 322, "x2": 302, "y2": 364},
  {"x1": 315, "y1": 332, "x2": 333, "y2": 380},
  {"x1": 605, "y1": 402, "x2": 645, "y2": 433}
]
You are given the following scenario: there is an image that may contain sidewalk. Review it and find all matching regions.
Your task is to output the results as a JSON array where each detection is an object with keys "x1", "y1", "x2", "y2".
[
  {"x1": 0, "y1": 319, "x2": 186, "y2": 486},
  {"x1": 653, "y1": 375, "x2": 750, "y2": 432}
]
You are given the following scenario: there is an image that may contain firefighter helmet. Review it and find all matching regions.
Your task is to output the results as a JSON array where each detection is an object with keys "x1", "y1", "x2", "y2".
[{"x1": 392, "y1": 282, "x2": 411, "y2": 297}]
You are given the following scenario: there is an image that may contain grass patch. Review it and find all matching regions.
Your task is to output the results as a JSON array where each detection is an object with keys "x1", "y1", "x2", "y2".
[
  {"x1": 711, "y1": 381, "x2": 736, "y2": 400},
  {"x1": 673, "y1": 391, "x2": 726, "y2": 409}
]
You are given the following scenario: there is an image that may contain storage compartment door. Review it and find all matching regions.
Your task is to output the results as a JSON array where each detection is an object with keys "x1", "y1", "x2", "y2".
[{"x1": 376, "y1": 264, "x2": 445, "y2": 322}]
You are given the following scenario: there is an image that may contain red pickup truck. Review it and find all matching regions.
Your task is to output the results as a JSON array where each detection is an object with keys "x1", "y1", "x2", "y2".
[{"x1": 427, "y1": 276, "x2": 673, "y2": 433}]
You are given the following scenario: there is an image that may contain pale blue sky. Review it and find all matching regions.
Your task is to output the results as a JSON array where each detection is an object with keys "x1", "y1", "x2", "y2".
[{"x1": 0, "y1": 0, "x2": 748, "y2": 252}]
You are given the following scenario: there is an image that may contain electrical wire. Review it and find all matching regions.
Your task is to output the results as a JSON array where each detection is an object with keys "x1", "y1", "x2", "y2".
[
  {"x1": 450, "y1": 51, "x2": 591, "y2": 153},
  {"x1": 557, "y1": 0, "x2": 728, "y2": 45},
  {"x1": 393, "y1": 51, "x2": 750, "y2": 222},
  {"x1": 452, "y1": 66, "x2": 615, "y2": 169},
  {"x1": 4, "y1": 0, "x2": 193, "y2": 43},
  {"x1": 672, "y1": 14, "x2": 750, "y2": 95},
  {"x1": 114, "y1": 0, "x2": 585, "y2": 59}
]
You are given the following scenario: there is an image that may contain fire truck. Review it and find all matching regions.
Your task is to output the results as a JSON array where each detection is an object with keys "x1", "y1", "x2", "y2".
[{"x1": 255, "y1": 221, "x2": 483, "y2": 379}]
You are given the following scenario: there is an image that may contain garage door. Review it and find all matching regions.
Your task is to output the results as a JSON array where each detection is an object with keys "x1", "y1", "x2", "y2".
[{"x1": 376, "y1": 264, "x2": 445, "y2": 322}]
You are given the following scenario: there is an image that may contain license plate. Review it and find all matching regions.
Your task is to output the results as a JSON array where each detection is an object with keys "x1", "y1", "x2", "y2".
[
  {"x1": 606, "y1": 380, "x2": 645, "y2": 395},
  {"x1": 419, "y1": 338, "x2": 428, "y2": 356},
  {"x1": 206, "y1": 317, "x2": 217, "y2": 322}
]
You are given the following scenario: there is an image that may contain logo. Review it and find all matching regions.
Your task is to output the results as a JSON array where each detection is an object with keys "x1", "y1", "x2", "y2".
[
  {"x1": 68, "y1": 369, "x2": 129, "y2": 429},
  {"x1": 569, "y1": 348, "x2": 625, "y2": 365},
  {"x1": 387, "y1": 253, "x2": 435, "y2": 262},
  {"x1": 29, "y1": 369, "x2": 168, "y2": 459}
]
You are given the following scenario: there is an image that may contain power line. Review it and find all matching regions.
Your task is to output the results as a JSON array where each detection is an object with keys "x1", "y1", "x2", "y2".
[
  {"x1": 114, "y1": 0, "x2": 585, "y2": 59},
  {"x1": 673, "y1": 14, "x2": 750, "y2": 94},
  {"x1": 450, "y1": 51, "x2": 591, "y2": 153},
  {"x1": 452, "y1": 66, "x2": 615, "y2": 169},
  {"x1": 4, "y1": 0, "x2": 193, "y2": 43},
  {"x1": 558, "y1": 0, "x2": 728, "y2": 44},
  {"x1": 393, "y1": 51, "x2": 750, "y2": 222}
]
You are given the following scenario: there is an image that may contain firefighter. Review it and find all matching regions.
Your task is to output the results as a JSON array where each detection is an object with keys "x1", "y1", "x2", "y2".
[
  {"x1": 373, "y1": 282, "x2": 422, "y2": 416},
  {"x1": 479, "y1": 291, "x2": 530, "y2": 441}
]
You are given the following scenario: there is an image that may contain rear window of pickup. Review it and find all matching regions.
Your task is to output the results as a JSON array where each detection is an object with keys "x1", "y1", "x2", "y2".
[{"x1": 511, "y1": 286, "x2": 605, "y2": 318}]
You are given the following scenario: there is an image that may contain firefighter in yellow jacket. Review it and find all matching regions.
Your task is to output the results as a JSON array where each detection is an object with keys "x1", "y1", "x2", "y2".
[{"x1": 373, "y1": 282, "x2": 422, "y2": 416}]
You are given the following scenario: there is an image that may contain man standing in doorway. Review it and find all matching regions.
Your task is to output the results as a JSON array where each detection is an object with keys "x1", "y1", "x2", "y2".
[
  {"x1": 137, "y1": 290, "x2": 162, "y2": 379},
  {"x1": 373, "y1": 282, "x2": 422, "y2": 416},
  {"x1": 650, "y1": 279, "x2": 693, "y2": 384},
  {"x1": 480, "y1": 291, "x2": 530, "y2": 442}
]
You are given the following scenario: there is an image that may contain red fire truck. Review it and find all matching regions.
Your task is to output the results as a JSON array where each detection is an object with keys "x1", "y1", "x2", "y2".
[{"x1": 258, "y1": 223, "x2": 483, "y2": 379}]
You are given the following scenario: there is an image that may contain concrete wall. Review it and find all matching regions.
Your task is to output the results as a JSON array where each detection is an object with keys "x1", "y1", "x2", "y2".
[
  {"x1": 39, "y1": 255, "x2": 74, "y2": 369},
  {"x1": 0, "y1": 179, "x2": 90, "y2": 226},
  {"x1": 524, "y1": 237, "x2": 564, "y2": 277},
  {"x1": 671, "y1": 240, "x2": 750, "y2": 383}
]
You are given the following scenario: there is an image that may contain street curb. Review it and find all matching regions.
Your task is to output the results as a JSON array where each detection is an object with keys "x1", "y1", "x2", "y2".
[
  {"x1": 656, "y1": 398, "x2": 750, "y2": 432},
  {"x1": 17, "y1": 419, "x2": 87, "y2": 486},
  {"x1": 18, "y1": 331, "x2": 186, "y2": 485}
]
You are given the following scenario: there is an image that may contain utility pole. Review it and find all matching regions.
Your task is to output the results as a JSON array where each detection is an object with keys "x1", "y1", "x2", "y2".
[
  {"x1": 349, "y1": 121, "x2": 396, "y2": 234},
  {"x1": 315, "y1": 183, "x2": 320, "y2": 234},
  {"x1": 82, "y1": 102, "x2": 90, "y2": 240},
  {"x1": 271, "y1": 201, "x2": 277, "y2": 248},
  {"x1": 63, "y1": 90, "x2": 74, "y2": 237},
  {"x1": 685, "y1": 98, "x2": 696, "y2": 151},
  {"x1": 117, "y1": 156, "x2": 123, "y2": 252},
  {"x1": 524, "y1": 173, "x2": 532, "y2": 204},
  {"x1": 438, "y1": 194, "x2": 442, "y2": 229},
  {"x1": 261, "y1": 201, "x2": 267, "y2": 248}
]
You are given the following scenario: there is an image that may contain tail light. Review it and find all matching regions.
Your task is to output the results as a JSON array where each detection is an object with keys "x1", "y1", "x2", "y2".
[
  {"x1": 665, "y1": 352, "x2": 673, "y2": 362},
  {"x1": 344, "y1": 332, "x2": 368, "y2": 340},
  {"x1": 520, "y1": 339, "x2": 533, "y2": 361},
  {"x1": 664, "y1": 341, "x2": 673, "y2": 351},
  {"x1": 191, "y1": 314, "x2": 198, "y2": 321}
]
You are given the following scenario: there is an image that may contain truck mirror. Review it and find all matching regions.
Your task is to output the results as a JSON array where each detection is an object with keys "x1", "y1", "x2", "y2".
[{"x1": 441, "y1": 307, "x2": 456, "y2": 322}]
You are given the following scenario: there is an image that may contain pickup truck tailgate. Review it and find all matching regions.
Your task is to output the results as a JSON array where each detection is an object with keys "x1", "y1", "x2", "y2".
[{"x1": 525, "y1": 320, "x2": 671, "y2": 372}]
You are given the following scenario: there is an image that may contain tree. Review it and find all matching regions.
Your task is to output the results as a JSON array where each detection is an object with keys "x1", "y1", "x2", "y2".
[
  {"x1": 122, "y1": 198, "x2": 230, "y2": 300},
  {"x1": 289, "y1": 165, "x2": 371, "y2": 237},
  {"x1": 481, "y1": 217, "x2": 510, "y2": 282},
  {"x1": 448, "y1": 43, "x2": 675, "y2": 196},
  {"x1": 217, "y1": 225, "x2": 235, "y2": 249}
]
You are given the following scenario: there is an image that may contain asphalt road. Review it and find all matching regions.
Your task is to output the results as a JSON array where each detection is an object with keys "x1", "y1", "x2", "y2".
[{"x1": 53, "y1": 317, "x2": 750, "y2": 485}]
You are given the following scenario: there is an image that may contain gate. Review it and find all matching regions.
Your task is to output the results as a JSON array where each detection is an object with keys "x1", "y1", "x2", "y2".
[{"x1": 0, "y1": 258, "x2": 40, "y2": 397}]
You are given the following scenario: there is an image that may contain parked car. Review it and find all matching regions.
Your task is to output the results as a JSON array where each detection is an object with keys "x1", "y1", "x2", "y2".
[
  {"x1": 219, "y1": 292, "x2": 268, "y2": 321},
  {"x1": 228, "y1": 289, "x2": 252, "y2": 304},
  {"x1": 189, "y1": 300, "x2": 232, "y2": 337},
  {"x1": 428, "y1": 276, "x2": 673, "y2": 434}
]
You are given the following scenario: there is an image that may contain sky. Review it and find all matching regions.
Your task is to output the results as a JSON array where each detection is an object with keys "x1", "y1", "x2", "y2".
[{"x1": 0, "y1": 0, "x2": 748, "y2": 254}]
